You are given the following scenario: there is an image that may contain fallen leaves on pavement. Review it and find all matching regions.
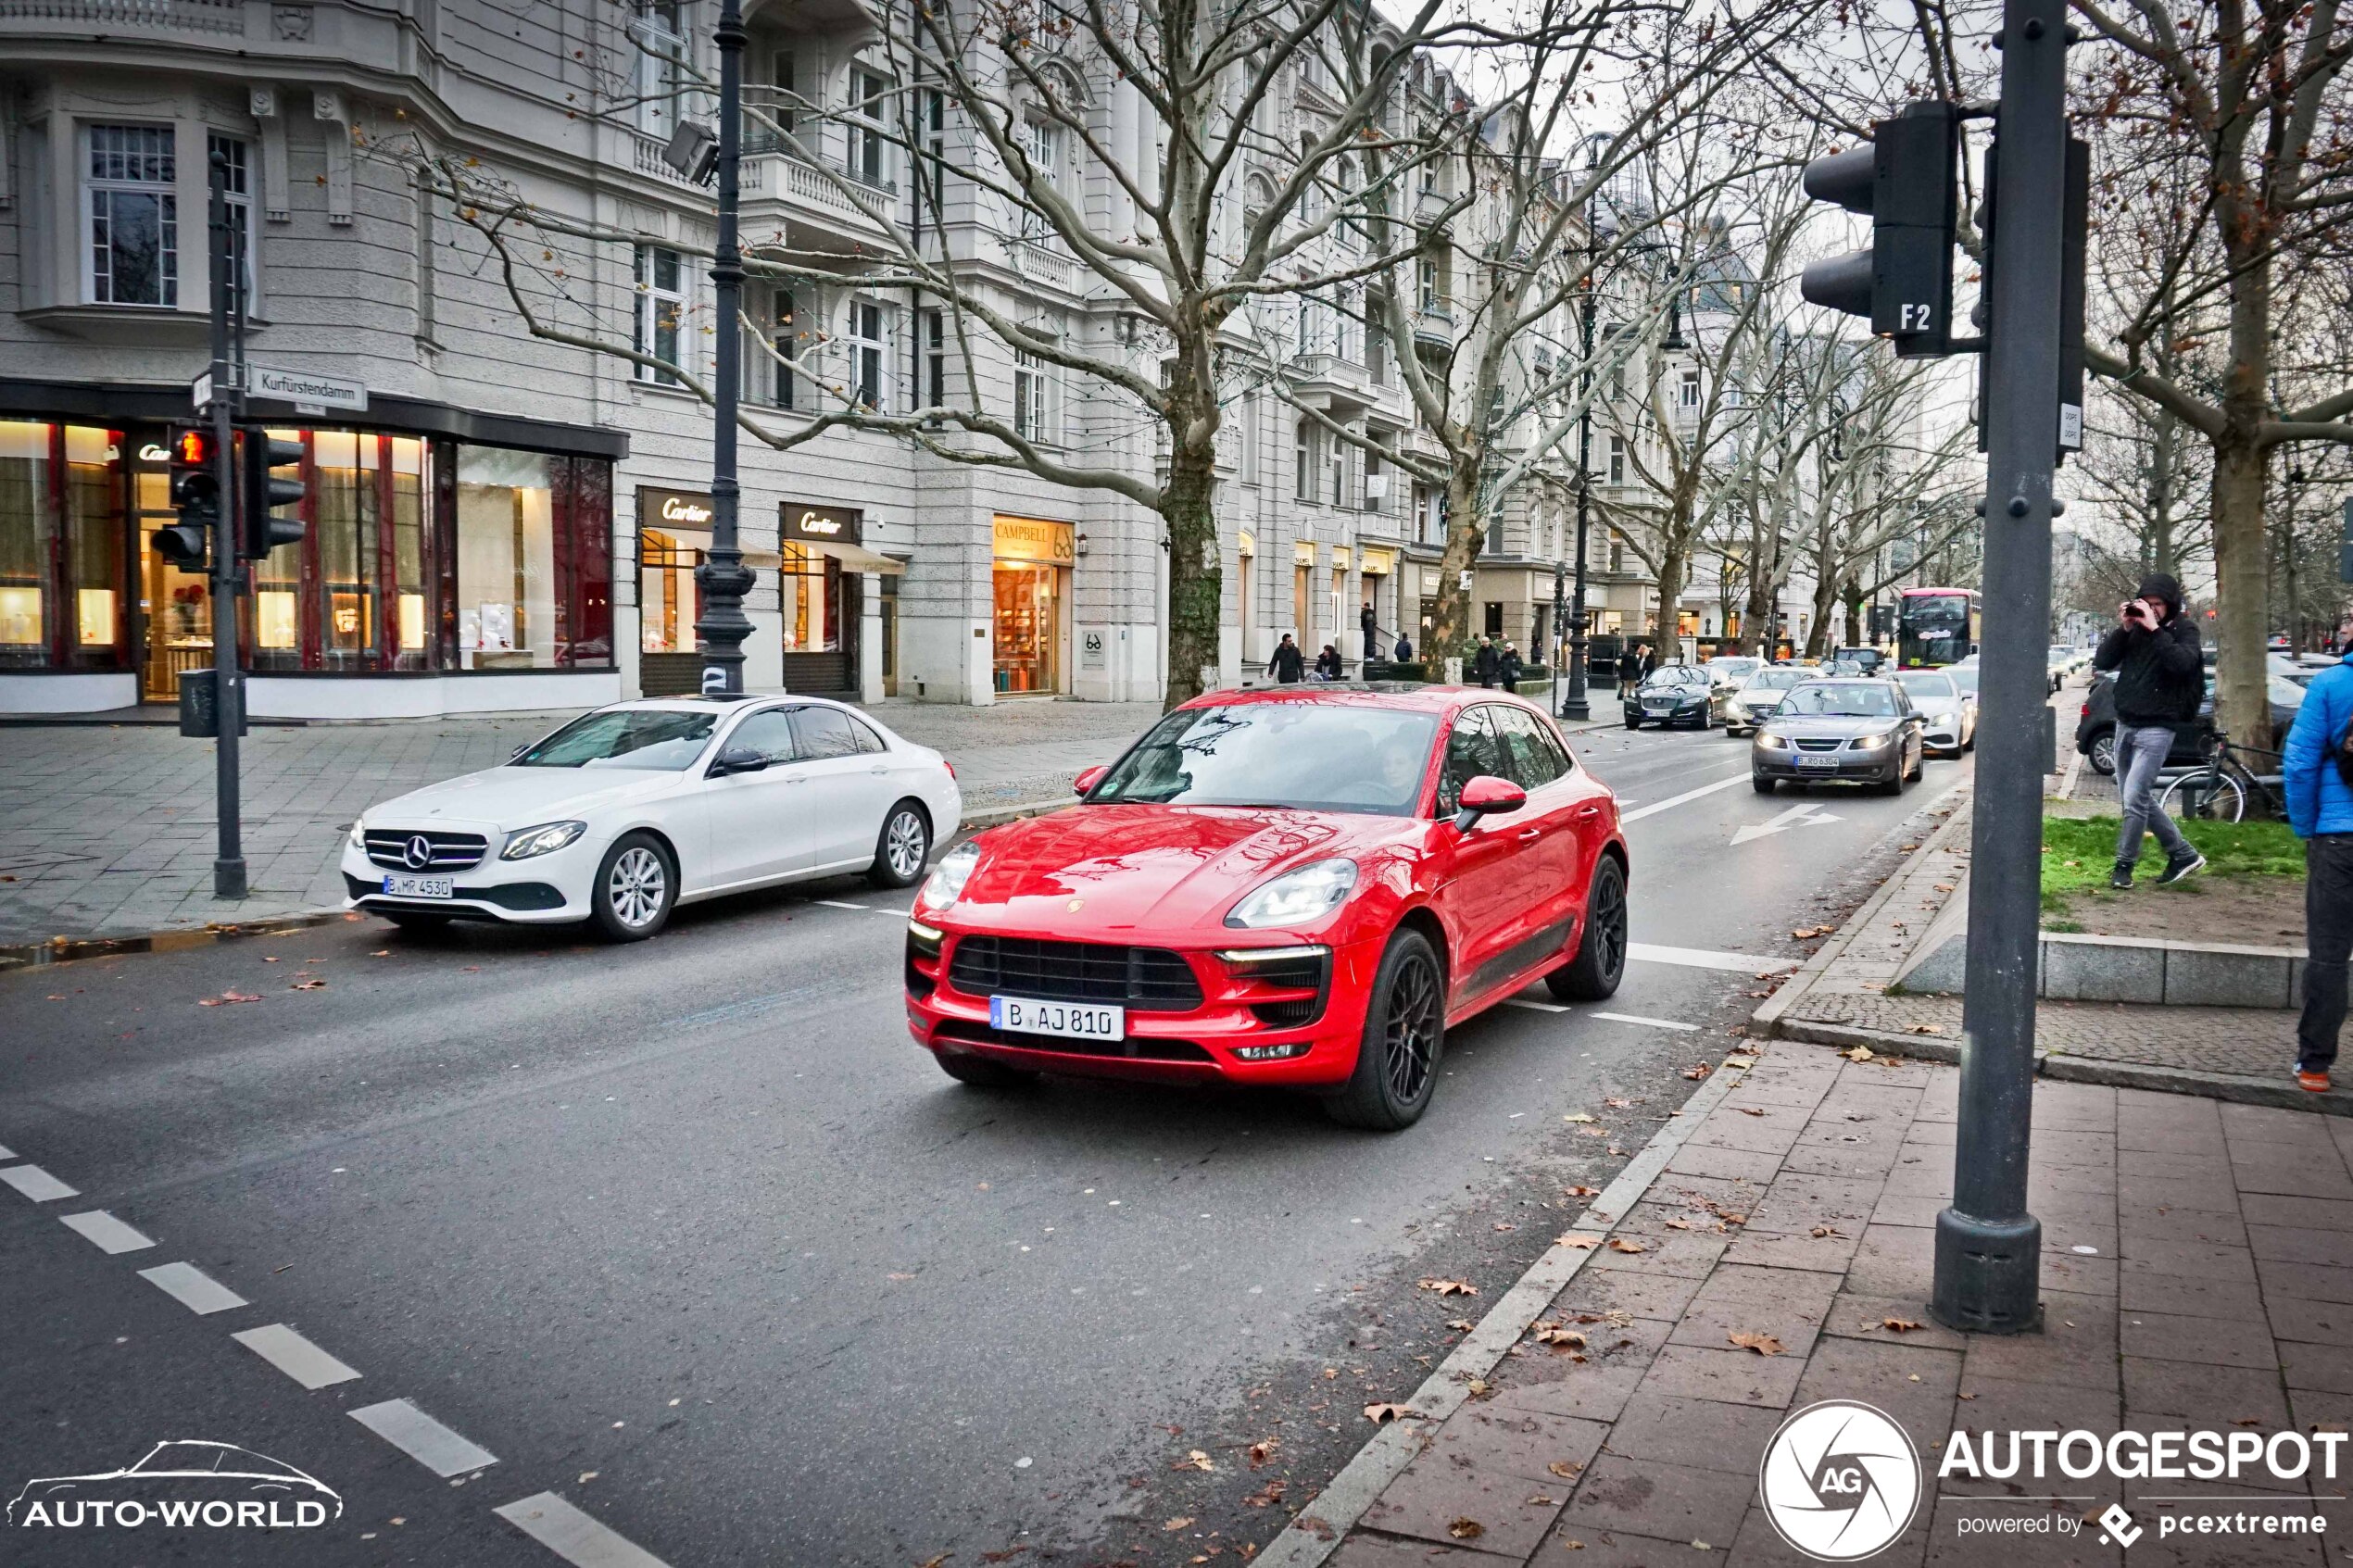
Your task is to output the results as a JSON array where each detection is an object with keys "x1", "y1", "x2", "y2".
[
  {"x1": 1446, "y1": 1317, "x2": 1477, "y2": 1332},
  {"x1": 198, "y1": 990, "x2": 262, "y2": 1007},
  {"x1": 290, "y1": 977, "x2": 327, "y2": 990},
  {"x1": 1417, "y1": 1277, "x2": 1477, "y2": 1296},
  {"x1": 1247, "y1": 1439, "x2": 1277, "y2": 1468},
  {"x1": 1810, "y1": 1225, "x2": 1847, "y2": 1239},
  {"x1": 1565, "y1": 1185, "x2": 1601, "y2": 1198},
  {"x1": 1562, "y1": 1112, "x2": 1597, "y2": 1123},
  {"x1": 1681, "y1": 1063, "x2": 1712, "y2": 1081},
  {"x1": 1363, "y1": 1402, "x2": 1413, "y2": 1424},
  {"x1": 1164, "y1": 1518, "x2": 1194, "y2": 1532},
  {"x1": 1736, "y1": 1107, "x2": 1766, "y2": 1117},
  {"x1": 1173, "y1": 1449, "x2": 1214, "y2": 1472},
  {"x1": 1728, "y1": 1331, "x2": 1787, "y2": 1356},
  {"x1": 1909, "y1": 1023, "x2": 1944, "y2": 1035},
  {"x1": 1243, "y1": 1480, "x2": 1287, "y2": 1509},
  {"x1": 1606, "y1": 1238, "x2": 1647, "y2": 1254},
  {"x1": 1447, "y1": 1518, "x2": 1484, "y2": 1540},
  {"x1": 1793, "y1": 924, "x2": 1835, "y2": 939},
  {"x1": 1548, "y1": 1461, "x2": 1584, "y2": 1480},
  {"x1": 1881, "y1": 1318, "x2": 1925, "y2": 1334},
  {"x1": 1844, "y1": 1046, "x2": 1876, "y2": 1062}
]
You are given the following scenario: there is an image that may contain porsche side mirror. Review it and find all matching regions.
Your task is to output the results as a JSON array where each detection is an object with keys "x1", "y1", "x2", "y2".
[
  {"x1": 709, "y1": 746, "x2": 769, "y2": 777},
  {"x1": 1074, "y1": 764, "x2": 1109, "y2": 797},
  {"x1": 1452, "y1": 774, "x2": 1527, "y2": 833}
]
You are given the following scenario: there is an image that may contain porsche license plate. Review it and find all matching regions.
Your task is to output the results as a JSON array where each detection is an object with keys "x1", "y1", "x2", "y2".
[
  {"x1": 381, "y1": 873, "x2": 454, "y2": 898},
  {"x1": 988, "y1": 995, "x2": 1124, "y2": 1042}
]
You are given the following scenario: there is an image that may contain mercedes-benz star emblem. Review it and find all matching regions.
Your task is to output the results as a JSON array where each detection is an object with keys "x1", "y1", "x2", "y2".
[{"x1": 403, "y1": 835, "x2": 434, "y2": 871}]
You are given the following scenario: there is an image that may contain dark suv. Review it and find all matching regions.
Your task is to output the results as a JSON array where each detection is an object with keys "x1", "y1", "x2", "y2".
[{"x1": 2074, "y1": 659, "x2": 2297, "y2": 774}]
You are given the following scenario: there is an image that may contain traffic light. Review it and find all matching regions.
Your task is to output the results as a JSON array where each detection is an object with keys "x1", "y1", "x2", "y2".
[
  {"x1": 159, "y1": 425, "x2": 219, "y2": 569},
  {"x1": 240, "y1": 430, "x2": 306, "y2": 559},
  {"x1": 1799, "y1": 101, "x2": 1961, "y2": 358},
  {"x1": 1974, "y1": 132, "x2": 2090, "y2": 459}
]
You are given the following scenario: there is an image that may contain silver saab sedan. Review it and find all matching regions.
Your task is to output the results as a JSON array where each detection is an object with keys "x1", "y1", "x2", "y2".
[{"x1": 1750, "y1": 678, "x2": 1926, "y2": 796}]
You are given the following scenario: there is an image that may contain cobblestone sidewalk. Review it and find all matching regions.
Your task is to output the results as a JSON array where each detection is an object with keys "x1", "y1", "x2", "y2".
[
  {"x1": 0, "y1": 697, "x2": 1160, "y2": 943},
  {"x1": 1292, "y1": 1046, "x2": 2353, "y2": 1568}
]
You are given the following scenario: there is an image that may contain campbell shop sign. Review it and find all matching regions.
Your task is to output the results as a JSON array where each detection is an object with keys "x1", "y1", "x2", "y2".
[
  {"x1": 638, "y1": 487, "x2": 716, "y2": 530},
  {"x1": 782, "y1": 504, "x2": 862, "y2": 547}
]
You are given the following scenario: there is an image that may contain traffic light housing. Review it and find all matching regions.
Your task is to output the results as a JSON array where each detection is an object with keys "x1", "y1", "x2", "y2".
[
  {"x1": 240, "y1": 430, "x2": 306, "y2": 560},
  {"x1": 1800, "y1": 101, "x2": 1961, "y2": 358},
  {"x1": 159, "y1": 425, "x2": 219, "y2": 569}
]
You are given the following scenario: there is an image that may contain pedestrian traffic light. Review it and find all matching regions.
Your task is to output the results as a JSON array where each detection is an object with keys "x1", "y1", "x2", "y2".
[
  {"x1": 239, "y1": 429, "x2": 306, "y2": 560},
  {"x1": 1799, "y1": 101, "x2": 1961, "y2": 358},
  {"x1": 159, "y1": 425, "x2": 219, "y2": 569}
]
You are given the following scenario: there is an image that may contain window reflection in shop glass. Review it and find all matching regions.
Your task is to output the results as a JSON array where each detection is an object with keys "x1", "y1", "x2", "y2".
[
  {"x1": 457, "y1": 445, "x2": 555, "y2": 670},
  {"x1": 992, "y1": 563, "x2": 1059, "y2": 695},
  {"x1": 781, "y1": 542, "x2": 843, "y2": 652},
  {"x1": 640, "y1": 526, "x2": 707, "y2": 653},
  {"x1": 1, "y1": 420, "x2": 126, "y2": 669}
]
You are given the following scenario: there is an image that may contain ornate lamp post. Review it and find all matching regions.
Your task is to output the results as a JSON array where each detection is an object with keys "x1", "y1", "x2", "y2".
[{"x1": 694, "y1": 0, "x2": 755, "y2": 694}]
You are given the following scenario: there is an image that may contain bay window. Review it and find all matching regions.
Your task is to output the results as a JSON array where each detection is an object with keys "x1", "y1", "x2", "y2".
[{"x1": 84, "y1": 124, "x2": 177, "y2": 307}]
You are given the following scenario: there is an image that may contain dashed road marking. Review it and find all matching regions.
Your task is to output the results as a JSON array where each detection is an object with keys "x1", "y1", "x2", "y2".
[
  {"x1": 1502, "y1": 997, "x2": 1569, "y2": 1013},
  {"x1": 1628, "y1": 943, "x2": 1798, "y2": 973},
  {"x1": 137, "y1": 1261, "x2": 248, "y2": 1315},
  {"x1": 349, "y1": 1399, "x2": 498, "y2": 1477},
  {"x1": 1591, "y1": 1011, "x2": 1701, "y2": 1033},
  {"x1": 231, "y1": 1323, "x2": 361, "y2": 1388},
  {"x1": 813, "y1": 899, "x2": 872, "y2": 911},
  {"x1": 495, "y1": 1491, "x2": 673, "y2": 1568},
  {"x1": 61, "y1": 1210, "x2": 156, "y2": 1255},
  {"x1": 1617, "y1": 771, "x2": 1752, "y2": 823},
  {"x1": 0, "y1": 1142, "x2": 13, "y2": 1160},
  {"x1": 0, "y1": 1164, "x2": 80, "y2": 1202}
]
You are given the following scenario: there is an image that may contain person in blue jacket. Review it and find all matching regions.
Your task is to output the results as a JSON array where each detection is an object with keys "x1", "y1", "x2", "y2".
[{"x1": 2283, "y1": 658, "x2": 2353, "y2": 1091}]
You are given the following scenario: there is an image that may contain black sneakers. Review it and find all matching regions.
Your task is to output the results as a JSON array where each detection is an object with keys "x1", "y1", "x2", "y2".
[
  {"x1": 2109, "y1": 860, "x2": 2134, "y2": 890},
  {"x1": 2157, "y1": 849, "x2": 2208, "y2": 886}
]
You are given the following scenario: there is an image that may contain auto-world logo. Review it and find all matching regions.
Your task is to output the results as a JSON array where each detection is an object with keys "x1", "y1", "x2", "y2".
[
  {"x1": 1758, "y1": 1400, "x2": 1923, "y2": 1561},
  {"x1": 8, "y1": 1440, "x2": 341, "y2": 1530}
]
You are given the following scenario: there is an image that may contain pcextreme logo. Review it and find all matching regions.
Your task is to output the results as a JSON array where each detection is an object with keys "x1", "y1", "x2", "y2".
[
  {"x1": 1758, "y1": 1400, "x2": 1923, "y2": 1561},
  {"x1": 7, "y1": 1440, "x2": 342, "y2": 1530}
]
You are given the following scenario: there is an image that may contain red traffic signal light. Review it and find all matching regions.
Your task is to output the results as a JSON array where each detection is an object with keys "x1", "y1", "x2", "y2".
[{"x1": 171, "y1": 427, "x2": 215, "y2": 468}]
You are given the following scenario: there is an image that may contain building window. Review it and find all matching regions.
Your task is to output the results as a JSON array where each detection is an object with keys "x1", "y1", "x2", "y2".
[
  {"x1": 1416, "y1": 257, "x2": 1439, "y2": 311},
  {"x1": 921, "y1": 307, "x2": 946, "y2": 409},
  {"x1": 1608, "y1": 433, "x2": 1626, "y2": 485},
  {"x1": 847, "y1": 298, "x2": 887, "y2": 409},
  {"x1": 1679, "y1": 368, "x2": 1701, "y2": 408},
  {"x1": 1013, "y1": 348, "x2": 1054, "y2": 442},
  {"x1": 454, "y1": 445, "x2": 612, "y2": 670},
  {"x1": 633, "y1": 1, "x2": 687, "y2": 140},
  {"x1": 0, "y1": 422, "x2": 122, "y2": 671},
  {"x1": 919, "y1": 88, "x2": 947, "y2": 214},
  {"x1": 848, "y1": 68, "x2": 891, "y2": 188},
  {"x1": 771, "y1": 288, "x2": 797, "y2": 408},
  {"x1": 84, "y1": 124, "x2": 177, "y2": 307},
  {"x1": 1294, "y1": 420, "x2": 1315, "y2": 502},
  {"x1": 635, "y1": 245, "x2": 685, "y2": 386},
  {"x1": 1609, "y1": 530, "x2": 1625, "y2": 574},
  {"x1": 1239, "y1": 394, "x2": 1259, "y2": 484},
  {"x1": 208, "y1": 133, "x2": 257, "y2": 315}
]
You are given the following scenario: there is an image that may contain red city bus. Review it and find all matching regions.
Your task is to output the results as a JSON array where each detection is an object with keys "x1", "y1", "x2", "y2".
[{"x1": 1896, "y1": 587, "x2": 1980, "y2": 668}]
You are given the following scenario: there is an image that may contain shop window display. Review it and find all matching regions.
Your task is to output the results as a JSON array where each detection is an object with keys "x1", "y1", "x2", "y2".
[{"x1": 0, "y1": 420, "x2": 126, "y2": 671}]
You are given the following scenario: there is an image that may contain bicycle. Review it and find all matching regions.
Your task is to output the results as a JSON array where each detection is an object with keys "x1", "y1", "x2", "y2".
[{"x1": 2155, "y1": 733, "x2": 2284, "y2": 823}]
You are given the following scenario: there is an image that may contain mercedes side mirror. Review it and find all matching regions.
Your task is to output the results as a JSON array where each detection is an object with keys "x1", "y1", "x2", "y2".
[
  {"x1": 1074, "y1": 764, "x2": 1109, "y2": 797},
  {"x1": 710, "y1": 746, "x2": 769, "y2": 777},
  {"x1": 1452, "y1": 774, "x2": 1527, "y2": 833}
]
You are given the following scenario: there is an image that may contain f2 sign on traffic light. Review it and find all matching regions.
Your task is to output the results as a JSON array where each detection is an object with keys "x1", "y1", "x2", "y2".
[
  {"x1": 159, "y1": 425, "x2": 220, "y2": 570},
  {"x1": 1799, "y1": 102, "x2": 1962, "y2": 358}
]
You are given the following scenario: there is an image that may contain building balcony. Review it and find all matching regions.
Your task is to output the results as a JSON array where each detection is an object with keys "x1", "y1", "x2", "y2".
[
  {"x1": 1287, "y1": 351, "x2": 1377, "y2": 414},
  {"x1": 735, "y1": 137, "x2": 898, "y2": 253},
  {"x1": 1411, "y1": 304, "x2": 1455, "y2": 353},
  {"x1": 0, "y1": 0, "x2": 242, "y2": 32},
  {"x1": 1008, "y1": 238, "x2": 1079, "y2": 293}
]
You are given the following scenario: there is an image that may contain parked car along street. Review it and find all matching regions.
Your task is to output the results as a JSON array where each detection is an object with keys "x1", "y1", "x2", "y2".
[
  {"x1": 343, "y1": 697, "x2": 960, "y2": 941},
  {"x1": 1751, "y1": 677, "x2": 1927, "y2": 795}
]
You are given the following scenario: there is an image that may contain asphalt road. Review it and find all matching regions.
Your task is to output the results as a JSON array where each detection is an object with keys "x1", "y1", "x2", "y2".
[{"x1": 0, "y1": 717, "x2": 1969, "y2": 1568}]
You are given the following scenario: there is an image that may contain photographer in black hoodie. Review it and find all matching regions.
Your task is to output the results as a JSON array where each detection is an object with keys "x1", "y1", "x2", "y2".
[{"x1": 2092, "y1": 572, "x2": 2208, "y2": 889}]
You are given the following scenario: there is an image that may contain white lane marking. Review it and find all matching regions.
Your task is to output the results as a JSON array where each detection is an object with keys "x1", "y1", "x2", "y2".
[
  {"x1": 1617, "y1": 771, "x2": 1751, "y2": 823},
  {"x1": 0, "y1": 1164, "x2": 80, "y2": 1202},
  {"x1": 1502, "y1": 997, "x2": 1569, "y2": 1013},
  {"x1": 231, "y1": 1323, "x2": 361, "y2": 1388},
  {"x1": 0, "y1": 1143, "x2": 13, "y2": 1160},
  {"x1": 813, "y1": 899, "x2": 872, "y2": 911},
  {"x1": 1730, "y1": 801, "x2": 1841, "y2": 846},
  {"x1": 1628, "y1": 943, "x2": 1798, "y2": 974},
  {"x1": 495, "y1": 1491, "x2": 673, "y2": 1568},
  {"x1": 137, "y1": 1261, "x2": 248, "y2": 1315},
  {"x1": 61, "y1": 1210, "x2": 156, "y2": 1255},
  {"x1": 1591, "y1": 1011, "x2": 1701, "y2": 1033},
  {"x1": 349, "y1": 1399, "x2": 498, "y2": 1477}
]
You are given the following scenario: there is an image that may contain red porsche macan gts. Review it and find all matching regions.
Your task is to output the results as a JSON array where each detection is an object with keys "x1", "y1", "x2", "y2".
[{"x1": 903, "y1": 684, "x2": 1629, "y2": 1129}]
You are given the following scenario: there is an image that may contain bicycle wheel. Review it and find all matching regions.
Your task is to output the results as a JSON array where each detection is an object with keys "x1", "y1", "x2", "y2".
[{"x1": 2160, "y1": 771, "x2": 2246, "y2": 823}]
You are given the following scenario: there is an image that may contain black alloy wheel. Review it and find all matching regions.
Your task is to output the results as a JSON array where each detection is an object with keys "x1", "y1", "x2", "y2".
[
  {"x1": 1326, "y1": 928, "x2": 1444, "y2": 1131},
  {"x1": 1547, "y1": 855, "x2": 1628, "y2": 1000}
]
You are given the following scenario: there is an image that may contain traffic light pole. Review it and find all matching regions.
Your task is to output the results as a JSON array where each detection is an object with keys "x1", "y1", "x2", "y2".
[
  {"x1": 1931, "y1": 0, "x2": 2067, "y2": 1335},
  {"x1": 207, "y1": 148, "x2": 247, "y2": 901}
]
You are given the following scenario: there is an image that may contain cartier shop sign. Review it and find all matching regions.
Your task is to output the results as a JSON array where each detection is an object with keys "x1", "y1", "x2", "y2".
[
  {"x1": 782, "y1": 504, "x2": 862, "y2": 546},
  {"x1": 639, "y1": 487, "x2": 716, "y2": 530}
]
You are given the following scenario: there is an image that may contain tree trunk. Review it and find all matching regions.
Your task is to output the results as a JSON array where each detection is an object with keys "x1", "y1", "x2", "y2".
[
  {"x1": 1806, "y1": 567, "x2": 1839, "y2": 659},
  {"x1": 2208, "y1": 433, "x2": 2270, "y2": 746},
  {"x1": 1843, "y1": 579, "x2": 1863, "y2": 647},
  {"x1": 1428, "y1": 458, "x2": 1484, "y2": 671},
  {"x1": 1652, "y1": 547, "x2": 1687, "y2": 654},
  {"x1": 1161, "y1": 427, "x2": 1223, "y2": 712}
]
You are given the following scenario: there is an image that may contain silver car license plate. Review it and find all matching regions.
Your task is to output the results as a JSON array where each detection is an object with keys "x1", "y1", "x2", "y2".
[
  {"x1": 988, "y1": 995, "x2": 1124, "y2": 1041},
  {"x1": 1795, "y1": 754, "x2": 1841, "y2": 771},
  {"x1": 382, "y1": 873, "x2": 454, "y2": 898}
]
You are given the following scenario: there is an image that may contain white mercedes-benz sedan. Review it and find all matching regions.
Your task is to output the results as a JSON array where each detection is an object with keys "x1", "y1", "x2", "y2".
[{"x1": 341, "y1": 697, "x2": 961, "y2": 942}]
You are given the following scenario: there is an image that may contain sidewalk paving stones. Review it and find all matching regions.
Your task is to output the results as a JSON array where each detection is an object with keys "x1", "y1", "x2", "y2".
[{"x1": 1272, "y1": 1046, "x2": 2353, "y2": 1568}]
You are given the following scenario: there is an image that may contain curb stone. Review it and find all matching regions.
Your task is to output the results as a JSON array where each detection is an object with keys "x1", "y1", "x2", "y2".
[{"x1": 1252, "y1": 1051, "x2": 1756, "y2": 1568}]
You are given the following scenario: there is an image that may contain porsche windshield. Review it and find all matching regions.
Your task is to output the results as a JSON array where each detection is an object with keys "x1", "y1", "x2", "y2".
[
  {"x1": 1088, "y1": 703, "x2": 1441, "y2": 815},
  {"x1": 1778, "y1": 683, "x2": 1899, "y2": 718},
  {"x1": 513, "y1": 710, "x2": 718, "y2": 770}
]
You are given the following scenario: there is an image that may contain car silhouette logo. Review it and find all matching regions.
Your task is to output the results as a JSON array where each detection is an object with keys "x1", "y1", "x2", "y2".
[
  {"x1": 8, "y1": 1439, "x2": 342, "y2": 1526},
  {"x1": 403, "y1": 835, "x2": 434, "y2": 870}
]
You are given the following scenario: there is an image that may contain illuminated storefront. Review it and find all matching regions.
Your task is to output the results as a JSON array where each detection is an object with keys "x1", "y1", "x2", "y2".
[
  {"x1": 636, "y1": 485, "x2": 713, "y2": 697},
  {"x1": 779, "y1": 502, "x2": 901, "y2": 697},
  {"x1": 0, "y1": 408, "x2": 615, "y2": 716},
  {"x1": 990, "y1": 514, "x2": 1072, "y2": 696}
]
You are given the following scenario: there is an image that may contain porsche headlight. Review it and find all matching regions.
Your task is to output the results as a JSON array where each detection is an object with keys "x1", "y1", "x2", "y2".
[
  {"x1": 500, "y1": 820, "x2": 587, "y2": 860},
  {"x1": 1225, "y1": 859, "x2": 1359, "y2": 930},
  {"x1": 921, "y1": 840, "x2": 980, "y2": 909}
]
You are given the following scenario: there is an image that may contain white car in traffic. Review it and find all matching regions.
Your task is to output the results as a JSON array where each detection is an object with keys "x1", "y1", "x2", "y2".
[{"x1": 342, "y1": 697, "x2": 961, "y2": 941}]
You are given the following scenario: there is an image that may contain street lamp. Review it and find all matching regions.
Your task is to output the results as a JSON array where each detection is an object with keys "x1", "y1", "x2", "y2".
[{"x1": 693, "y1": 0, "x2": 755, "y2": 695}]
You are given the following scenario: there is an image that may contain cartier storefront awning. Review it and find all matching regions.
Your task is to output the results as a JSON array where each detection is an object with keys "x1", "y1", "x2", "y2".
[{"x1": 782, "y1": 504, "x2": 903, "y2": 574}]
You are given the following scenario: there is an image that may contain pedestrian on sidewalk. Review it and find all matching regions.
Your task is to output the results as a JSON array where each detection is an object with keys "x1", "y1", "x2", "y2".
[
  {"x1": 1360, "y1": 603, "x2": 1378, "y2": 654},
  {"x1": 1393, "y1": 631, "x2": 1414, "y2": 663},
  {"x1": 1500, "y1": 640, "x2": 1524, "y2": 687},
  {"x1": 1616, "y1": 645, "x2": 1642, "y2": 688},
  {"x1": 1267, "y1": 633, "x2": 1305, "y2": 684},
  {"x1": 1315, "y1": 643, "x2": 1343, "y2": 681},
  {"x1": 2093, "y1": 572, "x2": 2208, "y2": 890},
  {"x1": 2284, "y1": 655, "x2": 2353, "y2": 1091},
  {"x1": 1473, "y1": 635, "x2": 1500, "y2": 688}
]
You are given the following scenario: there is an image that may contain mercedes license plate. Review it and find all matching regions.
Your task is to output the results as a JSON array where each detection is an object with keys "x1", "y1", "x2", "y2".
[
  {"x1": 382, "y1": 873, "x2": 454, "y2": 898},
  {"x1": 988, "y1": 995, "x2": 1124, "y2": 1042}
]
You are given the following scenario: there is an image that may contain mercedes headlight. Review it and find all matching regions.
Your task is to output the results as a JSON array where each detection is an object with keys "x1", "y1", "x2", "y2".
[
  {"x1": 347, "y1": 818, "x2": 366, "y2": 849},
  {"x1": 500, "y1": 820, "x2": 587, "y2": 860},
  {"x1": 1850, "y1": 732, "x2": 1891, "y2": 750},
  {"x1": 1225, "y1": 859, "x2": 1359, "y2": 930},
  {"x1": 921, "y1": 840, "x2": 980, "y2": 909}
]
